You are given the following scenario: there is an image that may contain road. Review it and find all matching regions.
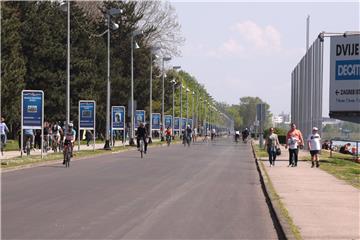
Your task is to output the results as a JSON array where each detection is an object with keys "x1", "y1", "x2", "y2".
[{"x1": 2, "y1": 138, "x2": 279, "y2": 239}]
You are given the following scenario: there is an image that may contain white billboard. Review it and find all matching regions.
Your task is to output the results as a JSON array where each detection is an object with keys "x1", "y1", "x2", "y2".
[{"x1": 329, "y1": 35, "x2": 360, "y2": 113}]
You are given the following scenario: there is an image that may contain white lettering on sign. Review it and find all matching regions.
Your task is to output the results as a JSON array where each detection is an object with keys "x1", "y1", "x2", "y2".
[{"x1": 337, "y1": 63, "x2": 360, "y2": 76}]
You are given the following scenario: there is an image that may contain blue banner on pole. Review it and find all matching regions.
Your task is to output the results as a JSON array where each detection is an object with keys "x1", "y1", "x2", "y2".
[
  {"x1": 79, "y1": 101, "x2": 95, "y2": 129},
  {"x1": 189, "y1": 119, "x2": 193, "y2": 128},
  {"x1": 174, "y1": 117, "x2": 180, "y2": 130},
  {"x1": 135, "y1": 110, "x2": 146, "y2": 128},
  {"x1": 182, "y1": 118, "x2": 186, "y2": 130},
  {"x1": 165, "y1": 115, "x2": 172, "y2": 128},
  {"x1": 22, "y1": 91, "x2": 43, "y2": 129},
  {"x1": 152, "y1": 113, "x2": 161, "y2": 130},
  {"x1": 112, "y1": 106, "x2": 125, "y2": 130}
]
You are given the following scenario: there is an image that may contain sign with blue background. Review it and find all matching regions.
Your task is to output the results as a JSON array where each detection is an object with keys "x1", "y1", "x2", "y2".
[
  {"x1": 112, "y1": 106, "x2": 125, "y2": 130},
  {"x1": 182, "y1": 118, "x2": 186, "y2": 130},
  {"x1": 174, "y1": 117, "x2": 180, "y2": 130},
  {"x1": 79, "y1": 101, "x2": 95, "y2": 129},
  {"x1": 188, "y1": 119, "x2": 193, "y2": 128},
  {"x1": 152, "y1": 113, "x2": 161, "y2": 130},
  {"x1": 165, "y1": 115, "x2": 172, "y2": 128},
  {"x1": 22, "y1": 90, "x2": 43, "y2": 129},
  {"x1": 135, "y1": 110, "x2": 146, "y2": 128}
]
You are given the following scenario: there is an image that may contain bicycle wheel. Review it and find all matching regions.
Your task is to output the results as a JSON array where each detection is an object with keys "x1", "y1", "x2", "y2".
[{"x1": 65, "y1": 151, "x2": 70, "y2": 168}]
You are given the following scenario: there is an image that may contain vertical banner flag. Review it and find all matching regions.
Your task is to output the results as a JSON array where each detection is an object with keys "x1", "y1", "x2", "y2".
[
  {"x1": 135, "y1": 110, "x2": 146, "y2": 128},
  {"x1": 22, "y1": 90, "x2": 44, "y2": 129},
  {"x1": 112, "y1": 106, "x2": 125, "y2": 130},
  {"x1": 79, "y1": 101, "x2": 96, "y2": 129},
  {"x1": 152, "y1": 113, "x2": 161, "y2": 130},
  {"x1": 164, "y1": 115, "x2": 172, "y2": 128}
]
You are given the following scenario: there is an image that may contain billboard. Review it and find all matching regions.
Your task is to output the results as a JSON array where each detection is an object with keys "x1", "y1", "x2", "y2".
[
  {"x1": 79, "y1": 101, "x2": 96, "y2": 129},
  {"x1": 174, "y1": 117, "x2": 180, "y2": 130},
  {"x1": 135, "y1": 110, "x2": 146, "y2": 128},
  {"x1": 164, "y1": 115, "x2": 172, "y2": 128},
  {"x1": 22, "y1": 90, "x2": 44, "y2": 129},
  {"x1": 112, "y1": 106, "x2": 125, "y2": 130},
  {"x1": 329, "y1": 35, "x2": 360, "y2": 121},
  {"x1": 182, "y1": 118, "x2": 186, "y2": 130},
  {"x1": 152, "y1": 113, "x2": 161, "y2": 130}
]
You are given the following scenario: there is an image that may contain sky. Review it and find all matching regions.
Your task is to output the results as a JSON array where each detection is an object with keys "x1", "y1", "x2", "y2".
[{"x1": 170, "y1": 1, "x2": 360, "y2": 116}]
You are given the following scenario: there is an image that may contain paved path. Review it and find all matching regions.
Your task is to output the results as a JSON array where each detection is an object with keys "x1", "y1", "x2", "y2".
[
  {"x1": 2, "y1": 138, "x2": 278, "y2": 239},
  {"x1": 260, "y1": 145, "x2": 360, "y2": 239}
]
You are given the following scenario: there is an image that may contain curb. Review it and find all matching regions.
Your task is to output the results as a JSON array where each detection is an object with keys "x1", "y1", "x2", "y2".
[{"x1": 250, "y1": 141, "x2": 298, "y2": 240}]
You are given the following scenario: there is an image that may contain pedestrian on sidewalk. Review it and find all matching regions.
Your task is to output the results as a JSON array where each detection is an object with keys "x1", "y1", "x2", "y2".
[
  {"x1": 264, "y1": 127, "x2": 280, "y2": 167},
  {"x1": 287, "y1": 133, "x2": 298, "y2": 167},
  {"x1": 307, "y1": 127, "x2": 321, "y2": 168},
  {"x1": 0, "y1": 117, "x2": 9, "y2": 153},
  {"x1": 285, "y1": 123, "x2": 304, "y2": 167}
]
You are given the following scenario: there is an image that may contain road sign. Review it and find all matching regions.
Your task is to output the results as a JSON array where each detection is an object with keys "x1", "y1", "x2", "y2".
[
  {"x1": 152, "y1": 113, "x2": 161, "y2": 130},
  {"x1": 22, "y1": 90, "x2": 44, "y2": 129},
  {"x1": 174, "y1": 117, "x2": 180, "y2": 130},
  {"x1": 329, "y1": 35, "x2": 360, "y2": 122},
  {"x1": 164, "y1": 115, "x2": 172, "y2": 128},
  {"x1": 21, "y1": 90, "x2": 44, "y2": 158},
  {"x1": 135, "y1": 110, "x2": 146, "y2": 128},
  {"x1": 79, "y1": 101, "x2": 96, "y2": 129},
  {"x1": 112, "y1": 106, "x2": 125, "y2": 130}
]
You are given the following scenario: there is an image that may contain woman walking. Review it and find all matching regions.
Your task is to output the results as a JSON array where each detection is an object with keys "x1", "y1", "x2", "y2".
[{"x1": 264, "y1": 127, "x2": 280, "y2": 167}]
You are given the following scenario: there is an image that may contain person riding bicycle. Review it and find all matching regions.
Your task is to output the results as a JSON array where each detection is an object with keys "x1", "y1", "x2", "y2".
[
  {"x1": 52, "y1": 122, "x2": 63, "y2": 146},
  {"x1": 136, "y1": 122, "x2": 148, "y2": 154},
  {"x1": 242, "y1": 128, "x2": 249, "y2": 142},
  {"x1": 184, "y1": 125, "x2": 192, "y2": 146},
  {"x1": 235, "y1": 130, "x2": 240, "y2": 142},
  {"x1": 63, "y1": 122, "x2": 76, "y2": 164},
  {"x1": 165, "y1": 127, "x2": 172, "y2": 143}
]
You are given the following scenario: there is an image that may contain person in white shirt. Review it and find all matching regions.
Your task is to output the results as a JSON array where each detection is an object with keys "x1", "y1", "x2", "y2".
[
  {"x1": 307, "y1": 127, "x2": 321, "y2": 168},
  {"x1": 287, "y1": 134, "x2": 298, "y2": 167}
]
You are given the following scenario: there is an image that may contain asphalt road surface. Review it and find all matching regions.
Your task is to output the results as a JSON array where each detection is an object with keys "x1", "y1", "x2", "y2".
[{"x1": 2, "y1": 137, "x2": 279, "y2": 239}]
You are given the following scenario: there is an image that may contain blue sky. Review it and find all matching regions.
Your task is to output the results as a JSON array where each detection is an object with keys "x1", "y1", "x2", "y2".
[{"x1": 170, "y1": 1, "x2": 359, "y2": 116}]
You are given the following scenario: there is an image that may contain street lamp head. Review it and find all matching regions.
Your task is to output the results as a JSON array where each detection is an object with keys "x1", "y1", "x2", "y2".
[
  {"x1": 186, "y1": 88, "x2": 190, "y2": 92},
  {"x1": 163, "y1": 57, "x2": 171, "y2": 61},
  {"x1": 111, "y1": 21, "x2": 119, "y2": 30},
  {"x1": 171, "y1": 79, "x2": 177, "y2": 84},
  {"x1": 59, "y1": 0, "x2": 68, "y2": 12},
  {"x1": 132, "y1": 30, "x2": 143, "y2": 37},
  {"x1": 192, "y1": 91, "x2": 195, "y2": 95},
  {"x1": 108, "y1": 8, "x2": 123, "y2": 17},
  {"x1": 173, "y1": 66, "x2": 181, "y2": 70},
  {"x1": 134, "y1": 41, "x2": 140, "y2": 49}
]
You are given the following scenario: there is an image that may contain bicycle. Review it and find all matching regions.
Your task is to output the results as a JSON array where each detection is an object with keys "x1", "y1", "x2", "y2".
[
  {"x1": 63, "y1": 143, "x2": 72, "y2": 168},
  {"x1": 139, "y1": 138, "x2": 145, "y2": 158},
  {"x1": 52, "y1": 135, "x2": 59, "y2": 152},
  {"x1": 166, "y1": 135, "x2": 171, "y2": 147}
]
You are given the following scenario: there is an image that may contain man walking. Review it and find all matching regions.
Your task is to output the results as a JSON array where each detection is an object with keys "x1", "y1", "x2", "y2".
[
  {"x1": 307, "y1": 127, "x2": 321, "y2": 168},
  {"x1": 285, "y1": 123, "x2": 304, "y2": 167}
]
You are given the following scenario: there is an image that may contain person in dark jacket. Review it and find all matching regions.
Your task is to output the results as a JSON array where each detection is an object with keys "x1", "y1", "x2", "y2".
[{"x1": 136, "y1": 122, "x2": 148, "y2": 153}]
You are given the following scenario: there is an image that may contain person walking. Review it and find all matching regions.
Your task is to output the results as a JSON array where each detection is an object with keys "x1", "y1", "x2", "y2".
[
  {"x1": 307, "y1": 127, "x2": 321, "y2": 168},
  {"x1": 264, "y1": 127, "x2": 280, "y2": 167},
  {"x1": 287, "y1": 133, "x2": 298, "y2": 167},
  {"x1": 285, "y1": 123, "x2": 304, "y2": 167},
  {"x1": 0, "y1": 117, "x2": 9, "y2": 154}
]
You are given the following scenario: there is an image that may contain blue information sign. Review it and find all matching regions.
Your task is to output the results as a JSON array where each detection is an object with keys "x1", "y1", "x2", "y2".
[
  {"x1": 165, "y1": 115, "x2": 172, "y2": 128},
  {"x1": 135, "y1": 110, "x2": 146, "y2": 128},
  {"x1": 182, "y1": 118, "x2": 186, "y2": 130},
  {"x1": 174, "y1": 117, "x2": 180, "y2": 130},
  {"x1": 112, "y1": 106, "x2": 125, "y2": 130},
  {"x1": 152, "y1": 113, "x2": 161, "y2": 130},
  {"x1": 22, "y1": 90, "x2": 44, "y2": 129},
  {"x1": 189, "y1": 119, "x2": 193, "y2": 128},
  {"x1": 79, "y1": 101, "x2": 95, "y2": 129}
]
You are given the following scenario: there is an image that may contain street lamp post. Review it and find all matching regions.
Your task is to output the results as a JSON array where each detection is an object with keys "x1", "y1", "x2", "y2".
[
  {"x1": 186, "y1": 86, "x2": 189, "y2": 127},
  {"x1": 161, "y1": 57, "x2": 171, "y2": 141},
  {"x1": 104, "y1": 8, "x2": 122, "y2": 150},
  {"x1": 191, "y1": 91, "x2": 195, "y2": 130},
  {"x1": 180, "y1": 82, "x2": 183, "y2": 136},
  {"x1": 59, "y1": 1, "x2": 70, "y2": 134},
  {"x1": 149, "y1": 47, "x2": 160, "y2": 144},
  {"x1": 130, "y1": 30, "x2": 143, "y2": 146},
  {"x1": 173, "y1": 66, "x2": 181, "y2": 136},
  {"x1": 171, "y1": 79, "x2": 176, "y2": 136}
]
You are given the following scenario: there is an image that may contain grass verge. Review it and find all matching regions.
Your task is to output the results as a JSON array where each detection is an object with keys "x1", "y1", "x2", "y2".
[{"x1": 302, "y1": 152, "x2": 360, "y2": 189}]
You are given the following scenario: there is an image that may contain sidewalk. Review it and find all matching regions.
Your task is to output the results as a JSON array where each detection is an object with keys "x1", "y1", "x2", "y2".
[
  {"x1": 0, "y1": 138, "x2": 162, "y2": 160},
  {"x1": 260, "y1": 145, "x2": 360, "y2": 239}
]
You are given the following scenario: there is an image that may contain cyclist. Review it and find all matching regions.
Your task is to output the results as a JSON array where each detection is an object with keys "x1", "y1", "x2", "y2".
[
  {"x1": 52, "y1": 122, "x2": 63, "y2": 149},
  {"x1": 242, "y1": 128, "x2": 249, "y2": 142},
  {"x1": 165, "y1": 126, "x2": 172, "y2": 145},
  {"x1": 211, "y1": 128, "x2": 216, "y2": 141},
  {"x1": 136, "y1": 122, "x2": 148, "y2": 154},
  {"x1": 235, "y1": 130, "x2": 240, "y2": 142},
  {"x1": 63, "y1": 122, "x2": 76, "y2": 164},
  {"x1": 184, "y1": 125, "x2": 192, "y2": 147}
]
